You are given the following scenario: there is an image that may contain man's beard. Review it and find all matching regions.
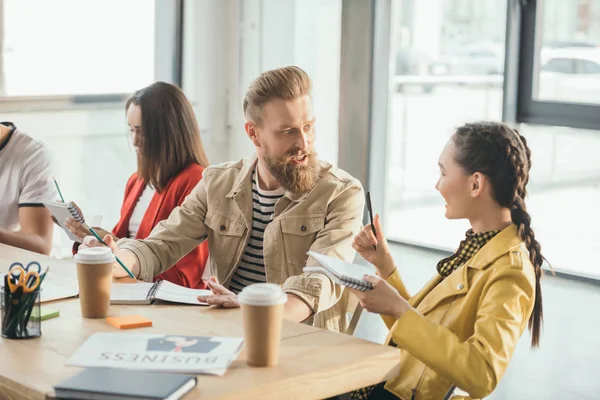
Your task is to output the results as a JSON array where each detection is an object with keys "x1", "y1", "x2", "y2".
[{"x1": 264, "y1": 148, "x2": 320, "y2": 194}]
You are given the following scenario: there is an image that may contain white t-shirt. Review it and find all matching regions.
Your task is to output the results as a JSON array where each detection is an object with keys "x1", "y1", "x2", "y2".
[
  {"x1": 128, "y1": 184, "x2": 156, "y2": 238},
  {"x1": 0, "y1": 124, "x2": 56, "y2": 231}
]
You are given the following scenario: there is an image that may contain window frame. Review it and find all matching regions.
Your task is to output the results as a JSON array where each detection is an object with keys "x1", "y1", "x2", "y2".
[{"x1": 506, "y1": 0, "x2": 600, "y2": 130}]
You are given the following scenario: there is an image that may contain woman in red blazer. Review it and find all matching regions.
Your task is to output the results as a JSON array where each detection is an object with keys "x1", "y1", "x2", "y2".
[{"x1": 67, "y1": 82, "x2": 209, "y2": 289}]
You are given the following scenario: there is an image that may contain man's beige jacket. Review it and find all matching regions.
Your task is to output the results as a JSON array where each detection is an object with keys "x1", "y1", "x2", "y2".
[{"x1": 118, "y1": 156, "x2": 365, "y2": 332}]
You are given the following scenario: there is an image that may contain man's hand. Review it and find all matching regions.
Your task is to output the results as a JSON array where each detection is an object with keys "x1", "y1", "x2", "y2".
[
  {"x1": 80, "y1": 235, "x2": 139, "y2": 278},
  {"x1": 198, "y1": 276, "x2": 240, "y2": 308},
  {"x1": 80, "y1": 234, "x2": 119, "y2": 252}
]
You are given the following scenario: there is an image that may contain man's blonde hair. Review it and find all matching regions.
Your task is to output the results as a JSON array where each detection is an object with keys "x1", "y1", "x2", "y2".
[{"x1": 243, "y1": 66, "x2": 312, "y2": 126}]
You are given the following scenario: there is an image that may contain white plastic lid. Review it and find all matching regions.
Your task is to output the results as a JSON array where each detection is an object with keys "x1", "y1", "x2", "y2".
[
  {"x1": 74, "y1": 247, "x2": 116, "y2": 265},
  {"x1": 238, "y1": 283, "x2": 288, "y2": 306}
]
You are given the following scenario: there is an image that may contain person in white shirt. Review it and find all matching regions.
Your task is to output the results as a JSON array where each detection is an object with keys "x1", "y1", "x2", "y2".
[{"x1": 0, "y1": 122, "x2": 55, "y2": 254}]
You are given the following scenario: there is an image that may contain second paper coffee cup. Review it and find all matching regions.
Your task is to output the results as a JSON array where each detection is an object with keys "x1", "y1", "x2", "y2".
[
  {"x1": 238, "y1": 283, "x2": 287, "y2": 367},
  {"x1": 74, "y1": 247, "x2": 115, "y2": 318}
]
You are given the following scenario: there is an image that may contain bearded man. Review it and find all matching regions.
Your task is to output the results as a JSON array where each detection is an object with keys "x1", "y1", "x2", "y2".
[{"x1": 82, "y1": 66, "x2": 365, "y2": 332}]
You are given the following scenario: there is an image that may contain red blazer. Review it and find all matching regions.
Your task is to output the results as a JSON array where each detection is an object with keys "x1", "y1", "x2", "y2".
[
  {"x1": 75, "y1": 164, "x2": 209, "y2": 289},
  {"x1": 113, "y1": 164, "x2": 209, "y2": 289}
]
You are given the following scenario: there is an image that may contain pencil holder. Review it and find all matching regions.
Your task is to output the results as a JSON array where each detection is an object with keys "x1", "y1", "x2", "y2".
[{"x1": 1, "y1": 288, "x2": 42, "y2": 339}]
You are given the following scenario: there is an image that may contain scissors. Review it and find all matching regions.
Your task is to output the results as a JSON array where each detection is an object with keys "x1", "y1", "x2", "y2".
[{"x1": 7, "y1": 262, "x2": 42, "y2": 294}]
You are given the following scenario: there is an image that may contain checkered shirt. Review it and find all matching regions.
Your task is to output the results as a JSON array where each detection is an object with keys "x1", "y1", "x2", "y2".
[{"x1": 436, "y1": 229, "x2": 500, "y2": 278}]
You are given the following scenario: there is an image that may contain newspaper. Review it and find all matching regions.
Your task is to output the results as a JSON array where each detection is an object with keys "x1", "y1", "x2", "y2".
[{"x1": 67, "y1": 333, "x2": 244, "y2": 376}]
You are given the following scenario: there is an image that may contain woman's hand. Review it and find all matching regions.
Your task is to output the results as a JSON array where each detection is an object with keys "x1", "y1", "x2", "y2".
[
  {"x1": 349, "y1": 274, "x2": 410, "y2": 319},
  {"x1": 352, "y1": 214, "x2": 396, "y2": 278},
  {"x1": 63, "y1": 202, "x2": 90, "y2": 241},
  {"x1": 64, "y1": 203, "x2": 115, "y2": 243}
]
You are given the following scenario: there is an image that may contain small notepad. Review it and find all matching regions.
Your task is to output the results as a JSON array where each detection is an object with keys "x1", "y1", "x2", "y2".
[
  {"x1": 111, "y1": 280, "x2": 212, "y2": 306},
  {"x1": 106, "y1": 315, "x2": 153, "y2": 329},
  {"x1": 42, "y1": 201, "x2": 85, "y2": 242},
  {"x1": 304, "y1": 251, "x2": 376, "y2": 291}
]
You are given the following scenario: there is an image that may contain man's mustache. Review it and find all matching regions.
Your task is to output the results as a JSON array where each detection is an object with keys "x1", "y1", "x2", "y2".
[{"x1": 285, "y1": 149, "x2": 316, "y2": 159}]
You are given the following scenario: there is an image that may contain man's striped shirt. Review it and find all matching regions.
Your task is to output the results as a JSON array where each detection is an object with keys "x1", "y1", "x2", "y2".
[{"x1": 228, "y1": 169, "x2": 284, "y2": 294}]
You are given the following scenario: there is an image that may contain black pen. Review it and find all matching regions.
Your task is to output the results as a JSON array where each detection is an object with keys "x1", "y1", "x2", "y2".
[
  {"x1": 2, "y1": 275, "x2": 9, "y2": 331},
  {"x1": 365, "y1": 192, "x2": 377, "y2": 251}
]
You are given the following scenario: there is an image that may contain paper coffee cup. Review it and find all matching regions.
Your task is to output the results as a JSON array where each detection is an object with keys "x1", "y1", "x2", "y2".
[
  {"x1": 74, "y1": 247, "x2": 115, "y2": 318},
  {"x1": 238, "y1": 283, "x2": 287, "y2": 367}
]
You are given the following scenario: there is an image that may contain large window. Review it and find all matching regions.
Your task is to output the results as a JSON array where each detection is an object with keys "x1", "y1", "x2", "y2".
[
  {"x1": 1, "y1": 0, "x2": 155, "y2": 96},
  {"x1": 520, "y1": 0, "x2": 600, "y2": 277},
  {"x1": 385, "y1": 0, "x2": 507, "y2": 249}
]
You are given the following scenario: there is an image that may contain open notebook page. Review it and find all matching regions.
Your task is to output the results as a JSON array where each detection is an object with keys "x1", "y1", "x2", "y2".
[
  {"x1": 154, "y1": 281, "x2": 211, "y2": 305},
  {"x1": 111, "y1": 282, "x2": 155, "y2": 304}
]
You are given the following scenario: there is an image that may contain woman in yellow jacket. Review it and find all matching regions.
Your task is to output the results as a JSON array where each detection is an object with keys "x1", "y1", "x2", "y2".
[{"x1": 350, "y1": 121, "x2": 544, "y2": 400}]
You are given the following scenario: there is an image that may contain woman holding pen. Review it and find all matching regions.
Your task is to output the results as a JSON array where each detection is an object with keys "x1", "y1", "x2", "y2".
[
  {"x1": 65, "y1": 82, "x2": 210, "y2": 289},
  {"x1": 349, "y1": 122, "x2": 545, "y2": 400}
]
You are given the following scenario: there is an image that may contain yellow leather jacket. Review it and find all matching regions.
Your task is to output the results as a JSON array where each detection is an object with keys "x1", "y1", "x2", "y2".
[{"x1": 382, "y1": 224, "x2": 536, "y2": 400}]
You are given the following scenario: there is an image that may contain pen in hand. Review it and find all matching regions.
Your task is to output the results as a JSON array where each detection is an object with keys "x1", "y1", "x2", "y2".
[
  {"x1": 53, "y1": 177, "x2": 135, "y2": 279},
  {"x1": 366, "y1": 192, "x2": 377, "y2": 251}
]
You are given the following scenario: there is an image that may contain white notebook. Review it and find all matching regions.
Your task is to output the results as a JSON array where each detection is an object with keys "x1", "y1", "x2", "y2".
[
  {"x1": 304, "y1": 251, "x2": 375, "y2": 292},
  {"x1": 42, "y1": 201, "x2": 84, "y2": 242},
  {"x1": 111, "y1": 280, "x2": 212, "y2": 306}
]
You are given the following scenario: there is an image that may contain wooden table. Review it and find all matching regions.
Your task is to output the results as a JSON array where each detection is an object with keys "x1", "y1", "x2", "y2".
[{"x1": 0, "y1": 243, "x2": 400, "y2": 400}]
